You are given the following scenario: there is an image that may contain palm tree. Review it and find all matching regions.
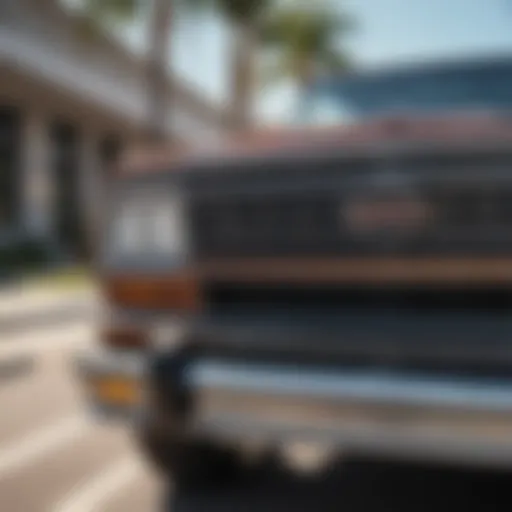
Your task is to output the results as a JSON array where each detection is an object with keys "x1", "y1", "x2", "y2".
[
  {"x1": 187, "y1": 0, "x2": 273, "y2": 129},
  {"x1": 146, "y1": 0, "x2": 174, "y2": 142},
  {"x1": 79, "y1": 0, "x2": 139, "y2": 25},
  {"x1": 263, "y1": 2, "x2": 352, "y2": 94},
  {"x1": 77, "y1": 0, "x2": 352, "y2": 135},
  {"x1": 79, "y1": 0, "x2": 275, "y2": 132},
  {"x1": 80, "y1": 0, "x2": 173, "y2": 142},
  {"x1": 187, "y1": 0, "x2": 353, "y2": 129}
]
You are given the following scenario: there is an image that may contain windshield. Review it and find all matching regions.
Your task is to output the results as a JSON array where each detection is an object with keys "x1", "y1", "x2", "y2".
[{"x1": 301, "y1": 57, "x2": 512, "y2": 125}]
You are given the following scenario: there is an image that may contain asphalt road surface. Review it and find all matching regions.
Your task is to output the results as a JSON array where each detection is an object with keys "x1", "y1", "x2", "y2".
[
  {"x1": 3, "y1": 291, "x2": 512, "y2": 512},
  {"x1": 0, "y1": 293, "x2": 163, "y2": 512}
]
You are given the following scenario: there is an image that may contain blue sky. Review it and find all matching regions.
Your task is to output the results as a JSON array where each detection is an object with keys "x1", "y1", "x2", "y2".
[
  {"x1": 344, "y1": 0, "x2": 512, "y2": 64},
  {"x1": 126, "y1": 0, "x2": 512, "y2": 122}
]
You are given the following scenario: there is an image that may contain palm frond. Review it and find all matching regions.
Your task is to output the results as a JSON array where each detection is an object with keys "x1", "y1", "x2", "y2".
[
  {"x1": 262, "y1": 54, "x2": 295, "y2": 85},
  {"x1": 181, "y1": 0, "x2": 272, "y2": 25},
  {"x1": 82, "y1": 0, "x2": 139, "y2": 22},
  {"x1": 261, "y1": 2, "x2": 353, "y2": 87},
  {"x1": 216, "y1": 0, "x2": 271, "y2": 24},
  {"x1": 321, "y1": 48, "x2": 351, "y2": 73}
]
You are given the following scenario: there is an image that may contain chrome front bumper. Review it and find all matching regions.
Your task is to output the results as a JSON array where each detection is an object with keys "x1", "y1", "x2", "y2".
[
  {"x1": 77, "y1": 350, "x2": 512, "y2": 467},
  {"x1": 187, "y1": 361, "x2": 512, "y2": 467}
]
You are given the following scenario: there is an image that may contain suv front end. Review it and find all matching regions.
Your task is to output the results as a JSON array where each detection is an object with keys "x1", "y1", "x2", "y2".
[{"x1": 78, "y1": 112, "x2": 512, "y2": 485}]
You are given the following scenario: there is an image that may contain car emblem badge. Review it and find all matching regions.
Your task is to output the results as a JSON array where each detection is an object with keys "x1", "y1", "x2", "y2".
[{"x1": 342, "y1": 171, "x2": 432, "y2": 237}]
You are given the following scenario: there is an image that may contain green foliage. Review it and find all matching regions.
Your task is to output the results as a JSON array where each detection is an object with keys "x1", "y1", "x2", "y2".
[
  {"x1": 81, "y1": 0, "x2": 139, "y2": 22},
  {"x1": 72, "y1": 0, "x2": 140, "y2": 42},
  {"x1": 184, "y1": 0, "x2": 354, "y2": 89},
  {"x1": 78, "y1": 0, "x2": 352, "y2": 82},
  {"x1": 262, "y1": 2, "x2": 353, "y2": 86},
  {"x1": 185, "y1": 0, "x2": 272, "y2": 24},
  {"x1": 76, "y1": 0, "x2": 353, "y2": 122}
]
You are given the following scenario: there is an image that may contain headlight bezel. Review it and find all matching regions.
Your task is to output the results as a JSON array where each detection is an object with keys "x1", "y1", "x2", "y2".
[{"x1": 102, "y1": 180, "x2": 190, "y2": 268}]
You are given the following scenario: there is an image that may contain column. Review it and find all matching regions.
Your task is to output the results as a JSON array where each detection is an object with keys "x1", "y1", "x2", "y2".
[
  {"x1": 80, "y1": 129, "x2": 102, "y2": 255},
  {"x1": 21, "y1": 110, "x2": 53, "y2": 240}
]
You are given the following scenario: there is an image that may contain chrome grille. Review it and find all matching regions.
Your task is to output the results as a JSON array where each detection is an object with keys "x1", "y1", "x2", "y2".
[
  {"x1": 437, "y1": 187, "x2": 512, "y2": 232},
  {"x1": 187, "y1": 153, "x2": 512, "y2": 258},
  {"x1": 192, "y1": 193, "x2": 340, "y2": 257}
]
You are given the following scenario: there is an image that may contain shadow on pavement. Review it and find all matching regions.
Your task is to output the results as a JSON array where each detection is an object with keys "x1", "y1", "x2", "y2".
[
  {"x1": 0, "y1": 356, "x2": 36, "y2": 383},
  {"x1": 170, "y1": 457, "x2": 512, "y2": 512}
]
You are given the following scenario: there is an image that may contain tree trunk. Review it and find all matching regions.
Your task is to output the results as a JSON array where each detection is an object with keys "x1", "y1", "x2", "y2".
[
  {"x1": 146, "y1": 0, "x2": 173, "y2": 143},
  {"x1": 296, "y1": 61, "x2": 317, "y2": 124},
  {"x1": 230, "y1": 23, "x2": 258, "y2": 132}
]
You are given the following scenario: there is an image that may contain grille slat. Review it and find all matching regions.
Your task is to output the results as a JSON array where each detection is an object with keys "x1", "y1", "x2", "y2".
[
  {"x1": 198, "y1": 284, "x2": 512, "y2": 378},
  {"x1": 188, "y1": 153, "x2": 512, "y2": 258},
  {"x1": 192, "y1": 188, "x2": 512, "y2": 257},
  {"x1": 192, "y1": 194, "x2": 340, "y2": 257},
  {"x1": 186, "y1": 152, "x2": 512, "y2": 376}
]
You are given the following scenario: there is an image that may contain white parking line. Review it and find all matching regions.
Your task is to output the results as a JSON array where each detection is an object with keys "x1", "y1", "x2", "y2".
[
  {"x1": 0, "y1": 415, "x2": 88, "y2": 478},
  {"x1": 0, "y1": 290, "x2": 95, "y2": 318},
  {"x1": 0, "y1": 324, "x2": 92, "y2": 361},
  {"x1": 54, "y1": 457, "x2": 143, "y2": 512}
]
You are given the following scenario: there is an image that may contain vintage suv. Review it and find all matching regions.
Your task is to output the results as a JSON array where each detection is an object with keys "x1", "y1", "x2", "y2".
[{"x1": 79, "y1": 56, "x2": 512, "y2": 485}]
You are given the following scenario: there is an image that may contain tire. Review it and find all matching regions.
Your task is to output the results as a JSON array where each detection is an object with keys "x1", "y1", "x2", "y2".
[{"x1": 139, "y1": 432, "x2": 241, "y2": 489}]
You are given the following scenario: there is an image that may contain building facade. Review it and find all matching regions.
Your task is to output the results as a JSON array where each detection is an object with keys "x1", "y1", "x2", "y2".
[{"x1": 0, "y1": 0, "x2": 227, "y2": 259}]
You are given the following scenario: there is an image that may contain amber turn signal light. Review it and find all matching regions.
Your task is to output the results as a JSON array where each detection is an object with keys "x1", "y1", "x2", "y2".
[
  {"x1": 91, "y1": 376, "x2": 142, "y2": 408},
  {"x1": 102, "y1": 326, "x2": 149, "y2": 349},
  {"x1": 103, "y1": 274, "x2": 201, "y2": 312}
]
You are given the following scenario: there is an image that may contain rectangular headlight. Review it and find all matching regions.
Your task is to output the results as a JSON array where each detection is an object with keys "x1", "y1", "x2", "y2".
[{"x1": 107, "y1": 187, "x2": 188, "y2": 262}]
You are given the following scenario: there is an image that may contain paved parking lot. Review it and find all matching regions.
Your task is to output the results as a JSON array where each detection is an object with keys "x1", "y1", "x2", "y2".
[
  {"x1": 3, "y1": 288, "x2": 512, "y2": 512},
  {"x1": 0, "y1": 290, "x2": 163, "y2": 512}
]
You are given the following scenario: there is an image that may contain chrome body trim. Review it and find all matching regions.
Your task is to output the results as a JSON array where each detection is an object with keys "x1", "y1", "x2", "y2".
[
  {"x1": 77, "y1": 344, "x2": 512, "y2": 466},
  {"x1": 187, "y1": 361, "x2": 512, "y2": 411},
  {"x1": 186, "y1": 360, "x2": 512, "y2": 466}
]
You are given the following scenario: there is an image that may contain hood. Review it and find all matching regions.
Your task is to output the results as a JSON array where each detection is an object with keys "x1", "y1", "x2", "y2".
[
  {"x1": 224, "y1": 112, "x2": 512, "y2": 154},
  {"x1": 121, "y1": 112, "x2": 512, "y2": 175}
]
